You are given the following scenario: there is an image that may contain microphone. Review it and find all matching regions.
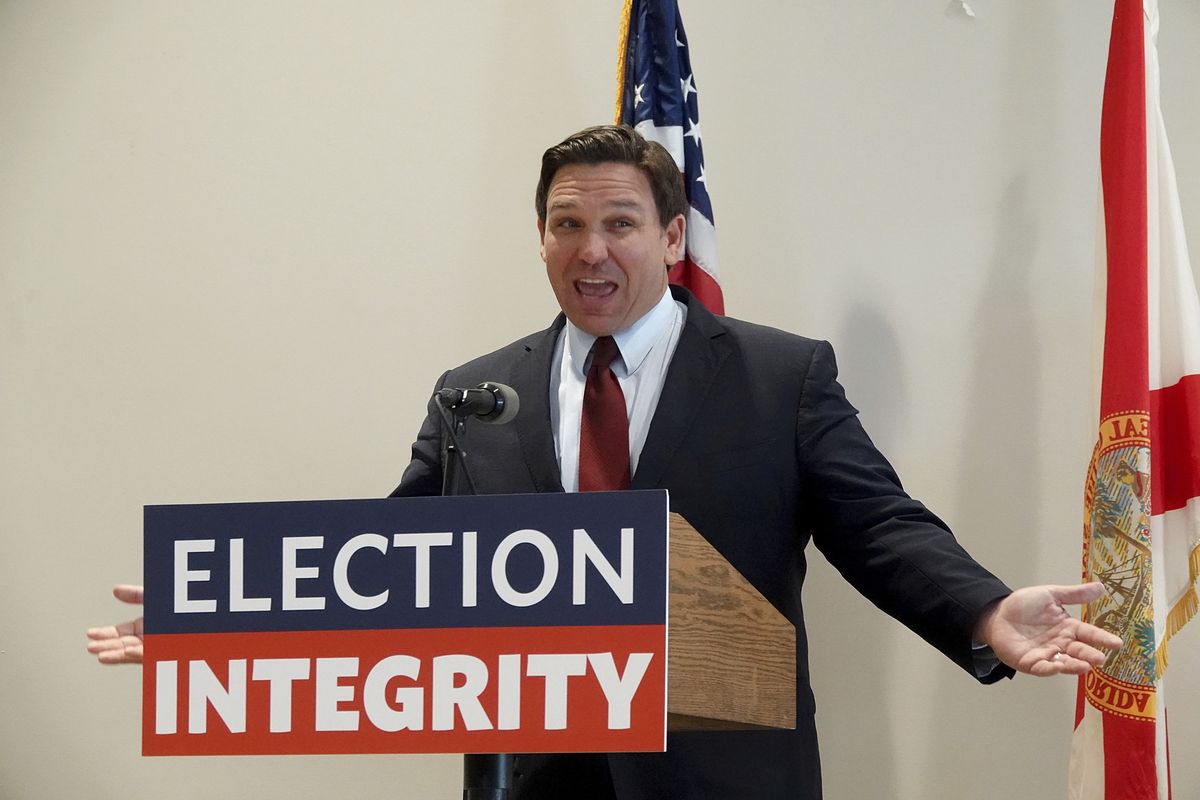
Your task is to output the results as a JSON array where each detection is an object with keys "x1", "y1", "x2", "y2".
[{"x1": 435, "y1": 382, "x2": 520, "y2": 425}]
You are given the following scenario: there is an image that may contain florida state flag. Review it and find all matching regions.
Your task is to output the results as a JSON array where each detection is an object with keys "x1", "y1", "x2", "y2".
[{"x1": 1070, "y1": 2, "x2": 1200, "y2": 798}]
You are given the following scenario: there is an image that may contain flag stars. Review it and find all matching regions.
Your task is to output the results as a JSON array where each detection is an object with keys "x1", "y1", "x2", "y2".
[
  {"x1": 634, "y1": 83, "x2": 645, "y2": 106},
  {"x1": 685, "y1": 117, "x2": 702, "y2": 146},
  {"x1": 680, "y1": 73, "x2": 696, "y2": 98}
]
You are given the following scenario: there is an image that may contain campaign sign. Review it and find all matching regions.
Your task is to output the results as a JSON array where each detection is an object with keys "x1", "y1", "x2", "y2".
[{"x1": 142, "y1": 490, "x2": 668, "y2": 756}]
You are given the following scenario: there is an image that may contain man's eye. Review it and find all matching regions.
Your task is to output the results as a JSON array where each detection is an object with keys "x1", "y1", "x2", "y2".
[{"x1": 556, "y1": 218, "x2": 580, "y2": 229}]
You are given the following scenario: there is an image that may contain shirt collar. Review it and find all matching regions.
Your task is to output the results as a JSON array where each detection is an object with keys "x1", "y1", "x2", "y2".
[{"x1": 564, "y1": 288, "x2": 676, "y2": 378}]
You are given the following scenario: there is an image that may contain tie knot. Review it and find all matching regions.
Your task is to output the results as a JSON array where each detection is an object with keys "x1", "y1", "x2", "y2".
[{"x1": 590, "y1": 336, "x2": 620, "y2": 371}]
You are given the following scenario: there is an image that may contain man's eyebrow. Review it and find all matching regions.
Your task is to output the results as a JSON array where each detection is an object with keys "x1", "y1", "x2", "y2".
[
  {"x1": 546, "y1": 198, "x2": 646, "y2": 214},
  {"x1": 546, "y1": 199, "x2": 578, "y2": 214}
]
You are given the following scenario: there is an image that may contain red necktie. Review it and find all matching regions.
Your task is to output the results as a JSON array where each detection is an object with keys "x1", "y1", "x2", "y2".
[{"x1": 578, "y1": 336, "x2": 630, "y2": 491}]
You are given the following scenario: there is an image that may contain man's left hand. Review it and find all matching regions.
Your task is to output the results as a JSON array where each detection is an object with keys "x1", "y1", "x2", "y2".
[{"x1": 973, "y1": 582, "x2": 1122, "y2": 676}]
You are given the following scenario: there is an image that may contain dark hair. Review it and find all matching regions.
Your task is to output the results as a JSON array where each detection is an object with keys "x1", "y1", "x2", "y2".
[{"x1": 535, "y1": 124, "x2": 687, "y2": 228}]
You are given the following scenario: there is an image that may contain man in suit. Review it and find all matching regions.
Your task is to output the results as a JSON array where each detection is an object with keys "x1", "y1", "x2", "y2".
[
  {"x1": 384, "y1": 125, "x2": 1120, "y2": 798},
  {"x1": 88, "y1": 124, "x2": 1120, "y2": 799}
]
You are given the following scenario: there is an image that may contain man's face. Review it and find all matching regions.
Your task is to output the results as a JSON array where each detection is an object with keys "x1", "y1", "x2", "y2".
[{"x1": 538, "y1": 162, "x2": 685, "y2": 337}]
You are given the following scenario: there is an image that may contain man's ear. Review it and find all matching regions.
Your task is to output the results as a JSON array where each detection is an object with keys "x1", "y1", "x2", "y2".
[
  {"x1": 663, "y1": 214, "x2": 686, "y2": 265},
  {"x1": 537, "y1": 217, "x2": 547, "y2": 262}
]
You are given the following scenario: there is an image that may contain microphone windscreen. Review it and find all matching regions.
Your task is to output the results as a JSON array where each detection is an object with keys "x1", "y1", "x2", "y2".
[{"x1": 478, "y1": 381, "x2": 519, "y2": 425}]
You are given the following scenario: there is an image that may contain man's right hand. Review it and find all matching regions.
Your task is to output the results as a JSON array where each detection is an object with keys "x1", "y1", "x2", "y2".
[{"x1": 86, "y1": 584, "x2": 144, "y2": 665}]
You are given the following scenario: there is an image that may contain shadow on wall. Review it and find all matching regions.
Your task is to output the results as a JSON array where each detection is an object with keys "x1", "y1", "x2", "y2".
[
  {"x1": 921, "y1": 173, "x2": 1045, "y2": 798},
  {"x1": 835, "y1": 305, "x2": 908, "y2": 457},
  {"x1": 950, "y1": 174, "x2": 1042, "y2": 571},
  {"x1": 803, "y1": 304, "x2": 907, "y2": 798}
]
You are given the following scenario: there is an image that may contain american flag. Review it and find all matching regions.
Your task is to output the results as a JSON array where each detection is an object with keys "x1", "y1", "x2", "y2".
[{"x1": 616, "y1": 0, "x2": 724, "y2": 314}]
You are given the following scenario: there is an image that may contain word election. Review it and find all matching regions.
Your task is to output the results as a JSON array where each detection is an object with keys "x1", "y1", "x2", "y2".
[{"x1": 173, "y1": 527, "x2": 636, "y2": 614}]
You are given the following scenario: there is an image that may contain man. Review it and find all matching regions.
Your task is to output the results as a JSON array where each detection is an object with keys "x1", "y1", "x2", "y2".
[{"x1": 89, "y1": 125, "x2": 1120, "y2": 799}]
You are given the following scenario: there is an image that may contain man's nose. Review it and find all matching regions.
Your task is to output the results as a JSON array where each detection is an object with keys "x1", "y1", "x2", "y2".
[{"x1": 579, "y1": 229, "x2": 608, "y2": 264}]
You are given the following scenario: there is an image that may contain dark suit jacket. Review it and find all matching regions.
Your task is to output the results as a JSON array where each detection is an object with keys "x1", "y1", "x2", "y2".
[{"x1": 391, "y1": 285, "x2": 1013, "y2": 799}]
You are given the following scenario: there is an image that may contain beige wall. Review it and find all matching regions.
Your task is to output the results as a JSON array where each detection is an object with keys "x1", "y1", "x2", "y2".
[{"x1": 3, "y1": 2, "x2": 1199, "y2": 798}]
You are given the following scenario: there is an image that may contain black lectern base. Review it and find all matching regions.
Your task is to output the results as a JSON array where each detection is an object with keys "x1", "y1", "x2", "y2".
[{"x1": 463, "y1": 753, "x2": 514, "y2": 800}]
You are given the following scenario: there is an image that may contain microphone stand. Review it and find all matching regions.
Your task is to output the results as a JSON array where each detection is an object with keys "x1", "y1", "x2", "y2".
[{"x1": 435, "y1": 395, "x2": 514, "y2": 800}]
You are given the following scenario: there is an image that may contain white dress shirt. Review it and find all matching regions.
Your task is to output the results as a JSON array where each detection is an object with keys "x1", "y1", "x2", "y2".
[{"x1": 549, "y1": 288, "x2": 687, "y2": 492}]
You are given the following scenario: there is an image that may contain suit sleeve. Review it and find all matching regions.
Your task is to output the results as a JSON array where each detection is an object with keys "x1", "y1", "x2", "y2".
[{"x1": 797, "y1": 340, "x2": 1014, "y2": 682}]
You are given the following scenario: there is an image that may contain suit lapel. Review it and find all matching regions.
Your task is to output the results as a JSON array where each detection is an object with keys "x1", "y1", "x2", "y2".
[
  {"x1": 632, "y1": 288, "x2": 730, "y2": 490},
  {"x1": 512, "y1": 317, "x2": 567, "y2": 493},
  {"x1": 514, "y1": 289, "x2": 728, "y2": 494}
]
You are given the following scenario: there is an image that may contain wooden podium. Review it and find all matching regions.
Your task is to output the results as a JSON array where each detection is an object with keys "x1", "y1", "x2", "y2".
[{"x1": 665, "y1": 513, "x2": 795, "y2": 732}]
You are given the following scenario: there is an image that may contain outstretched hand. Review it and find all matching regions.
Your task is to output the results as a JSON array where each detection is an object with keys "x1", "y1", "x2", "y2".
[
  {"x1": 973, "y1": 582, "x2": 1122, "y2": 676},
  {"x1": 86, "y1": 584, "x2": 145, "y2": 665}
]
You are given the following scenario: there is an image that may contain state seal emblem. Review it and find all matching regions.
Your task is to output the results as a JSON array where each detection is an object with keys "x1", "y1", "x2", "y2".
[{"x1": 1080, "y1": 411, "x2": 1156, "y2": 720}]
